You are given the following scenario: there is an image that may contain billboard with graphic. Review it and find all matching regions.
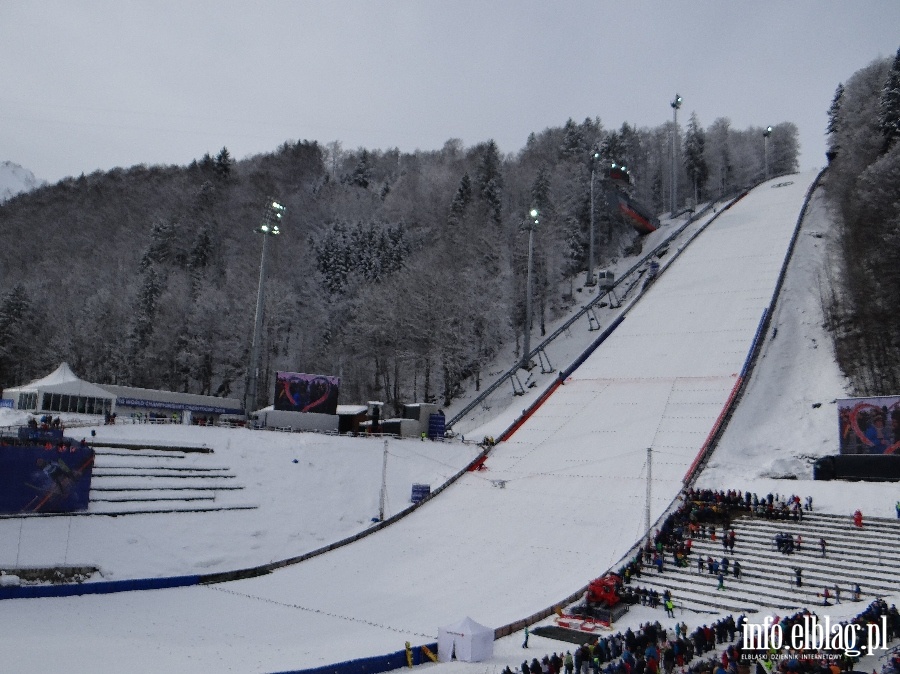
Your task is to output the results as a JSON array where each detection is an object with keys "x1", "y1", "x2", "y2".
[
  {"x1": 274, "y1": 372, "x2": 340, "y2": 415},
  {"x1": 837, "y1": 395, "x2": 900, "y2": 454},
  {"x1": 0, "y1": 432, "x2": 94, "y2": 513}
]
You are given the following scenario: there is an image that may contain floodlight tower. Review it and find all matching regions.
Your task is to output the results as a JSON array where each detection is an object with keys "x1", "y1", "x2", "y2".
[
  {"x1": 670, "y1": 93, "x2": 683, "y2": 216},
  {"x1": 586, "y1": 149, "x2": 600, "y2": 287},
  {"x1": 522, "y1": 208, "x2": 539, "y2": 369},
  {"x1": 245, "y1": 197, "x2": 285, "y2": 417},
  {"x1": 763, "y1": 126, "x2": 773, "y2": 179}
]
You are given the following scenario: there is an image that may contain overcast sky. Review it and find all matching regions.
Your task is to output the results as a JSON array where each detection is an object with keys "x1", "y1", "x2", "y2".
[{"x1": 2, "y1": 1, "x2": 899, "y2": 184}]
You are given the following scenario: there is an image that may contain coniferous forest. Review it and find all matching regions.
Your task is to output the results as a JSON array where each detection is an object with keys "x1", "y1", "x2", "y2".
[
  {"x1": 2, "y1": 95, "x2": 855, "y2": 415},
  {"x1": 822, "y1": 47, "x2": 900, "y2": 395}
]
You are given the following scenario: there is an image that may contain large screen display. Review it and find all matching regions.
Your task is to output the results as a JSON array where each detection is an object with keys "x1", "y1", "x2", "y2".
[
  {"x1": 837, "y1": 395, "x2": 900, "y2": 454},
  {"x1": 274, "y1": 372, "x2": 340, "y2": 415}
]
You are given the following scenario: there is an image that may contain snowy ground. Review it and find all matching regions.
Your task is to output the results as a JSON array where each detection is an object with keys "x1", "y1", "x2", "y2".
[{"x1": 3, "y1": 171, "x2": 898, "y2": 674}]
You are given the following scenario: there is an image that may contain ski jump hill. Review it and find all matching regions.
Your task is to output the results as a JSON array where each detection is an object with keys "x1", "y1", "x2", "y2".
[{"x1": 1, "y1": 172, "x2": 822, "y2": 674}]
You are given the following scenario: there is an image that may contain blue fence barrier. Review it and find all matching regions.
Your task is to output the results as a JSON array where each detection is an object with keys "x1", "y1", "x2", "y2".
[
  {"x1": 0, "y1": 574, "x2": 201, "y2": 600},
  {"x1": 271, "y1": 642, "x2": 438, "y2": 674}
]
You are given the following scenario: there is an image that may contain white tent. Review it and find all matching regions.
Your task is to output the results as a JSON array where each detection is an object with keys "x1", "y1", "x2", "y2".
[
  {"x1": 437, "y1": 616, "x2": 494, "y2": 663},
  {"x1": 3, "y1": 362, "x2": 115, "y2": 414}
]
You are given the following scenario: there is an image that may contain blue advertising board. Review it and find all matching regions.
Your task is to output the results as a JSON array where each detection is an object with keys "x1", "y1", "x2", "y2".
[
  {"x1": 410, "y1": 483, "x2": 431, "y2": 504},
  {"x1": 0, "y1": 435, "x2": 94, "y2": 513}
]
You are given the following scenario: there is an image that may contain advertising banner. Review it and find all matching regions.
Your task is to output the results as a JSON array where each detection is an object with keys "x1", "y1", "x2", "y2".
[
  {"x1": 274, "y1": 372, "x2": 340, "y2": 415},
  {"x1": 837, "y1": 395, "x2": 900, "y2": 454},
  {"x1": 0, "y1": 438, "x2": 95, "y2": 513}
]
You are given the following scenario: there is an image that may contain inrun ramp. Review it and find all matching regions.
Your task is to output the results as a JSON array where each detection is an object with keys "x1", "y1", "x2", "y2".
[{"x1": 0, "y1": 173, "x2": 819, "y2": 674}]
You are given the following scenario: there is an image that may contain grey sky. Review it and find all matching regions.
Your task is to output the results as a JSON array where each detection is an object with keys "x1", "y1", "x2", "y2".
[{"x1": 2, "y1": 1, "x2": 898, "y2": 184}]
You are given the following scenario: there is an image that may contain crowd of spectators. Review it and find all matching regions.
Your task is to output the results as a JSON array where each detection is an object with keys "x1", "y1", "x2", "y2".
[{"x1": 518, "y1": 601, "x2": 899, "y2": 674}]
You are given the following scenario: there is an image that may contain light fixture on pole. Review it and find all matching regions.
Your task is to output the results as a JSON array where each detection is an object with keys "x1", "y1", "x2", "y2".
[
  {"x1": 522, "y1": 208, "x2": 539, "y2": 369},
  {"x1": 245, "y1": 197, "x2": 285, "y2": 417},
  {"x1": 670, "y1": 93, "x2": 683, "y2": 216},
  {"x1": 763, "y1": 126, "x2": 773, "y2": 179},
  {"x1": 586, "y1": 150, "x2": 600, "y2": 287}
]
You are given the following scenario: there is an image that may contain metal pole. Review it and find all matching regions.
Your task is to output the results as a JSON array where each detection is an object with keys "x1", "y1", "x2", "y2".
[
  {"x1": 671, "y1": 94, "x2": 682, "y2": 216},
  {"x1": 245, "y1": 199, "x2": 284, "y2": 418},
  {"x1": 246, "y1": 233, "x2": 270, "y2": 416},
  {"x1": 586, "y1": 154, "x2": 598, "y2": 287},
  {"x1": 645, "y1": 447, "x2": 652, "y2": 546},
  {"x1": 523, "y1": 221, "x2": 535, "y2": 369},
  {"x1": 379, "y1": 438, "x2": 389, "y2": 521}
]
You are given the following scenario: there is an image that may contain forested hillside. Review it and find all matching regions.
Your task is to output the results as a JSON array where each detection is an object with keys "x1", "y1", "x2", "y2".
[
  {"x1": 823, "y1": 47, "x2": 900, "y2": 395},
  {"x1": 0, "y1": 112, "x2": 798, "y2": 413}
]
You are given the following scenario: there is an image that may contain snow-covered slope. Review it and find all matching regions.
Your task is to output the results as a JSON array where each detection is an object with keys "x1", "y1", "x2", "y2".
[{"x1": 4, "y1": 171, "x2": 881, "y2": 674}]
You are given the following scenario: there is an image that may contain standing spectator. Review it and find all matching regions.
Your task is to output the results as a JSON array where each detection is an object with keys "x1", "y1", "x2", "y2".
[
  {"x1": 834, "y1": 584, "x2": 841, "y2": 604},
  {"x1": 805, "y1": 495, "x2": 813, "y2": 511},
  {"x1": 794, "y1": 567, "x2": 803, "y2": 587},
  {"x1": 895, "y1": 500, "x2": 900, "y2": 519},
  {"x1": 522, "y1": 626, "x2": 529, "y2": 648},
  {"x1": 564, "y1": 651, "x2": 574, "y2": 674},
  {"x1": 733, "y1": 560, "x2": 742, "y2": 579},
  {"x1": 853, "y1": 509, "x2": 863, "y2": 527},
  {"x1": 819, "y1": 538, "x2": 827, "y2": 557},
  {"x1": 854, "y1": 583, "x2": 862, "y2": 601},
  {"x1": 717, "y1": 571, "x2": 725, "y2": 591}
]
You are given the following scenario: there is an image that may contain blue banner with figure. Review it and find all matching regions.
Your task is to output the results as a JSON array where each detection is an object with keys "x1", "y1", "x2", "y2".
[{"x1": 0, "y1": 437, "x2": 94, "y2": 513}]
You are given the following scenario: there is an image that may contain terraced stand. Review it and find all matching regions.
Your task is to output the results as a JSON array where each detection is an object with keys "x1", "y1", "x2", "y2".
[
  {"x1": 622, "y1": 512, "x2": 900, "y2": 615},
  {"x1": 84, "y1": 446, "x2": 257, "y2": 516}
]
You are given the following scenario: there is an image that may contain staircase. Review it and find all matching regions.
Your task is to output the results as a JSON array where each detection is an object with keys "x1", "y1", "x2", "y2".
[
  {"x1": 627, "y1": 512, "x2": 900, "y2": 615},
  {"x1": 87, "y1": 447, "x2": 256, "y2": 515}
]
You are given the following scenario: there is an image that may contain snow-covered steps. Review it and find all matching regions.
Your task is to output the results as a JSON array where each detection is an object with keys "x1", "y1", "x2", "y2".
[
  {"x1": 626, "y1": 511, "x2": 900, "y2": 615},
  {"x1": 86, "y1": 447, "x2": 253, "y2": 515}
]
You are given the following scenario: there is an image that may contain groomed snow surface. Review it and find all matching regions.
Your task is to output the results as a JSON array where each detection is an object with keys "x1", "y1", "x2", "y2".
[{"x1": 3, "y1": 171, "x2": 898, "y2": 674}]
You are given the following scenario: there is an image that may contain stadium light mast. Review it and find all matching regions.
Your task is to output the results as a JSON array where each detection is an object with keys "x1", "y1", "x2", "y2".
[
  {"x1": 522, "y1": 208, "x2": 539, "y2": 370},
  {"x1": 586, "y1": 150, "x2": 600, "y2": 287},
  {"x1": 245, "y1": 197, "x2": 285, "y2": 418},
  {"x1": 670, "y1": 93, "x2": 683, "y2": 216},
  {"x1": 763, "y1": 126, "x2": 773, "y2": 179}
]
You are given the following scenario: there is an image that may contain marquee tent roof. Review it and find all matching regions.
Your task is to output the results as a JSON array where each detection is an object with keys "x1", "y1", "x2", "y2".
[{"x1": 6, "y1": 362, "x2": 114, "y2": 400}]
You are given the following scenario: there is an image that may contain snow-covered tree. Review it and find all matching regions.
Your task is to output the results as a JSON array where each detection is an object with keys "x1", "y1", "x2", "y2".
[
  {"x1": 880, "y1": 47, "x2": 900, "y2": 153},
  {"x1": 683, "y1": 112, "x2": 708, "y2": 204}
]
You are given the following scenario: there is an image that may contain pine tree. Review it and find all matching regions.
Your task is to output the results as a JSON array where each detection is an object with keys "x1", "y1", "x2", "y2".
[
  {"x1": 131, "y1": 265, "x2": 162, "y2": 353},
  {"x1": 141, "y1": 218, "x2": 178, "y2": 269},
  {"x1": 827, "y1": 83, "x2": 845, "y2": 136},
  {"x1": 475, "y1": 141, "x2": 503, "y2": 225},
  {"x1": 213, "y1": 147, "x2": 233, "y2": 181},
  {"x1": 350, "y1": 150, "x2": 372, "y2": 188},
  {"x1": 561, "y1": 118, "x2": 583, "y2": 159},
  {"x1": 880, "y1": 47, "x2": 900, "y2": 153},
  {"x1": 683, "y1": 113, "x2": 708, "y2": 204},
  {"x1": 0, "y1": 283, "x2": 36, "y2": 387},
  {"x1": 448, "y1": 173, "x2": 472, "y2": 227}
]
